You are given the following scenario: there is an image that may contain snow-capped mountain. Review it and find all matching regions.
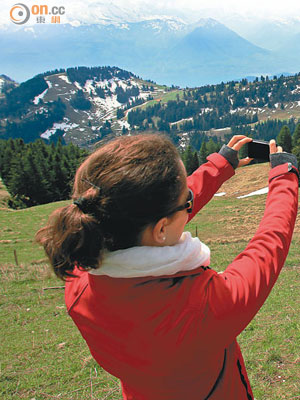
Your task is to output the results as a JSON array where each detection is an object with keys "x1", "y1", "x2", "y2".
[
  {"x1": 1, "y1": 15, "x2": 300, "y2": 87},
  {"x1": 0, "y1": 17, "x2": 272, "y2": 87},
  {"x1": 223, "y1": 15, "x2": 300, "y2": 51}
]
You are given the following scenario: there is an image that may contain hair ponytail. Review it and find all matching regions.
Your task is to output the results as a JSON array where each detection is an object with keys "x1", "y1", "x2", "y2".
[
  {"x1": 36, "y1": 134, "x2": 185, "y2": 280},
  {"x1": 36, "y1": 203, "x2": 104, "y2": 280}
]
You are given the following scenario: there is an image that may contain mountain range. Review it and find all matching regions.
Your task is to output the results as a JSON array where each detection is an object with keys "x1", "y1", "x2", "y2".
[{"x1": 1, "y1": 16, "x2": 300, "y2": 87}]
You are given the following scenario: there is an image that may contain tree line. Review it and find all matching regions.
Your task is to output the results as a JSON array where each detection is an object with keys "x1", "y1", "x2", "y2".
[
  {"x1": 127, "y1": 73, "x2": 300, "y2": 135},
  {"x1": 181, "y1": 138, "x2": 221, "y2": 175},
  {"x1": 1, "y1": 123, "x2": 299, "y2": 209},
  {"x1": 128, "y1": 99, "x2": 258, "y2": 133},
  {"x1": 184, "y1": 73, "x2": 300, "y2": 110},
  {"x1": 66, "y1": 66, "x2": 133, "y2": 86},
  {"x1": 0, "y1": 138, "x2": 88, "y2": 208},
  {"x1": 182, "y1": 123, "x2": 300, "y2": 176},
  {"x1": 231, "y1": 118, "x2": 298, "y2": 142}
]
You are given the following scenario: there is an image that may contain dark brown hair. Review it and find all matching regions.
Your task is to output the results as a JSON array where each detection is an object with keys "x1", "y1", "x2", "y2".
[{"x1": 36, "y1": 134, "x2": 185, "y2": 279}]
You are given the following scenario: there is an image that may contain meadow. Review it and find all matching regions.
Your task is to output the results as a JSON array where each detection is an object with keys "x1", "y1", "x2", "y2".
[{"x1": 0, "y1": 164, "x2": 299, "y2": 399}]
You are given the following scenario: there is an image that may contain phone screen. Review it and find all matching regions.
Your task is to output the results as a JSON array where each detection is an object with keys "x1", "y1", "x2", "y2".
[{"x1": 247, "y1": 140, "x2": 270, "y2": 162}]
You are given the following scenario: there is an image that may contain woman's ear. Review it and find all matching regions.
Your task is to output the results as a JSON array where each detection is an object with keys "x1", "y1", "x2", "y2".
[
  {"x1": 140, "y1": 217, "x2": 168, "y2": 246},
  {"x1": 152, "y1": 217, "x2": 168, "y2": 244}
]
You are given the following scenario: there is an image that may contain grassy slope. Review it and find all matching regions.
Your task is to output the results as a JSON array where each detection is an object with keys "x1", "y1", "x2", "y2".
[{"x1": 0, "y1": 164, "x2": 299, "y2": 399}]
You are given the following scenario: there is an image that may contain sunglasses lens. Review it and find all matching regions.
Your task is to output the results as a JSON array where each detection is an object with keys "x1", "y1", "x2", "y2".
[{"x1": 187, "y1": 190, "x2": 194, "y2": 213}]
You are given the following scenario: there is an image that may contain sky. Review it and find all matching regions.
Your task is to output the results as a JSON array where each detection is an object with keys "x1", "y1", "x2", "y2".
[
  {"x1": 116, "y1": 0, "x2": 300, "y2": 19},
  {"x1": 2, "y1": 0, "x2": 300, "y2": 28}
]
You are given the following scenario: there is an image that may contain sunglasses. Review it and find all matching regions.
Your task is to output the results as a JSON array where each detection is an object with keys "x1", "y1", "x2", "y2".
[{"x1": 168, "y1": 188, "x2": 194, "y2": 216}]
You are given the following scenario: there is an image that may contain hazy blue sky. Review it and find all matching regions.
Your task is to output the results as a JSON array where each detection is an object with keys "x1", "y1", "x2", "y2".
[{"x1": 2, "y1": 0, "x2": 300, "y2": 28}]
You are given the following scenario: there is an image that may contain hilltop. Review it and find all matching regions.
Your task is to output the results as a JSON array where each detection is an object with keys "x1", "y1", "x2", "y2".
[
  {"x1": 0, "y1": 74, "x2": 18, "y2": 94},
  {"x1": 1, "y1": 66, "x2": 300, "y2": 149},
  {"x1": 0, "y1": 66, "x2": 168, "y2": 148}
]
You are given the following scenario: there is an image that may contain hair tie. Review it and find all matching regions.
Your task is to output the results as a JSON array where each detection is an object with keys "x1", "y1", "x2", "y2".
[
  {"x1": 73, "y1": 197, "x2": 101, "y2": 220},
  {"x1": 73, "y1": 197, "x2": 87, "y2": 213},
  {"x1": 73, "y1": 179, "x2": 101, "y2": 216}
]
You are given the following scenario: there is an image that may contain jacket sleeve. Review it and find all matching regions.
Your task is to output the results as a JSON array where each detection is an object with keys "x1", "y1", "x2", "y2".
[
  {"x1": 187, "y1": 153, "x2": 235, "y2": 222},
  {"x1": 206, "y1": 163, "x2": 299, "y2": 347}
]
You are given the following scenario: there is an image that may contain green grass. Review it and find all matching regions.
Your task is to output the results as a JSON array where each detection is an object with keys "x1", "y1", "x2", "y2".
[
  {"x1": 0, "y1": 201, "x2": 70, "y2": 264},
  {"x1": 239, "y1": 269, "x2": 300, "y2": 399},
  {"x1": 140, "y1": 89, "x2": 183, "y2": 110},
  {"x1": 0, "y1": 190, "x2": 299, "y2": 399},
  {"x1": 0, "y1": 263, "x2": 120, "y2": 400}
]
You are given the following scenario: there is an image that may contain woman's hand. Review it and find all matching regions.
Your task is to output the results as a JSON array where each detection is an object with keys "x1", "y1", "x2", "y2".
[
  {"x1": 227, "y1": 135, "x2": 253, "y2": 168},
  {"x1": 269, "y1": 139, "x2": 298, "y2": 171},
  {"x1": 269, "y1": 139, "x2": 283, "y2": 154}
]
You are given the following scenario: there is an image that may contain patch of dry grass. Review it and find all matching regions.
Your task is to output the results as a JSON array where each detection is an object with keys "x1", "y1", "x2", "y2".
[{"x1": 215, "y1": 163, "x2": 270, "y2": 198}]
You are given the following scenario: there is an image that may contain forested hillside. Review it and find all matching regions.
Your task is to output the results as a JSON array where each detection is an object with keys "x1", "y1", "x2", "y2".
[
  {"x1": 1, "y1": 67, "x2": 300, "y2": 151},
  {"x1": 128, "y1": 74, "x2": 300, "y2": 143},
  {"x1": 2, "y1": 119, "x2": 300, "y2": 209},
  {"x1": 0, "y1": 66, "x2": 157, "y2": 147}
]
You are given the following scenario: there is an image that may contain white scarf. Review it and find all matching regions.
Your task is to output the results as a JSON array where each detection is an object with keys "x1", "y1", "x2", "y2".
[{"x1": 89, "y1": 231, "x2": 210, "y2": 278}]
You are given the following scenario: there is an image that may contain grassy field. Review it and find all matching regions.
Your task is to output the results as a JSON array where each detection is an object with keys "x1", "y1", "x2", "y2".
[
  {"x1": 0, "y1": 164, "x2": 299, "y2": 399},
  {"x1": 140, "y1": 89, "x2": 183, "y2": 110}
]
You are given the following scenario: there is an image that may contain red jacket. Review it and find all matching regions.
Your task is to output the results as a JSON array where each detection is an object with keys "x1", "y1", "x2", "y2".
[{"x1": 65, "y1": 153, "x2": 298, "y2": 399}]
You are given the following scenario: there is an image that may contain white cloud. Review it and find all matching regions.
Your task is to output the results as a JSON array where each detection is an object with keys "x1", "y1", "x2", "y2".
[{"x1": 2, "y1": 0, "x2": 300, "y2": 28}]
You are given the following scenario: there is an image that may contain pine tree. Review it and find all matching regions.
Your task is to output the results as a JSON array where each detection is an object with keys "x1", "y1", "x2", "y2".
[
  {"x1": 22, "y1": 147, "x2": 41, "y2": 205},
  {"x1": 292, "y1": 123, "x2": 300, "y2": 147},
  {"x1": 206, "y1": 138, "x2": 218, "y2": 155},
  {"x1": 192, "y1": 152, "x2": 199, "y2": 172},
  {"x1": 70, "y1": 90, "x2": 92, "y2": 110},
  {"x1": 277, "y1": 126, "x2": 292, "y2": 152},
  {"x1": 7, "y1": 155, "x2": 26, "y2": 198},
  {"x1": 117, "y1": 108, "x2": 125, "y2": 119},
  {"x1": 0, "y1": 140, "x2": 14, "y2": 182},
  {"x1": 32, "y1": 141, "x2": 53, "y2": 203},
  {"x1": 183, "y1": 146, "x2": 195, "y2": 175},
  {"x1": 199, "y1": 141, "x2": 208, "y2": 165}
]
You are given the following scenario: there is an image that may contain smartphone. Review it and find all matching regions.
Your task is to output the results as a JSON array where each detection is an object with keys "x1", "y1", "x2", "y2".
[{"x1": 247, "y1": 140, "x2": 270, "y2": 162}]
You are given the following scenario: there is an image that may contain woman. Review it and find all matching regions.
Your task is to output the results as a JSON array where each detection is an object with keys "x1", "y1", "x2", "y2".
[{"x1": 36, "y1": 134, "x2": 298, "y2": 399}]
